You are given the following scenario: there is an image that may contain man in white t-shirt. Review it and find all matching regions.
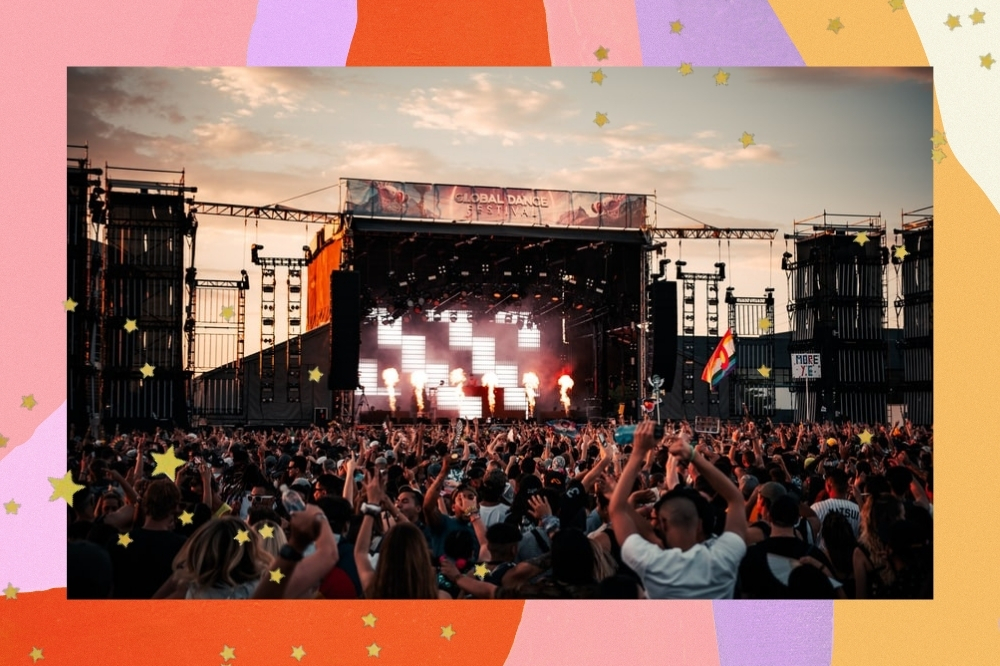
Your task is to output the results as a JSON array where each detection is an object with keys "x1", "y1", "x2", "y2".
[
  {"x1": 610, "y1": 421, "x2": 748, "y2": 600},
  {"x1": 810, "y1": 469, "x2": 860, "y2": 537}
]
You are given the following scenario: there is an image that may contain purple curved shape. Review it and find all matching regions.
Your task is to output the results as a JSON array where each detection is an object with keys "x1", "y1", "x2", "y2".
[
  {"x1": 633, "y1": 0, "x2": 804, "y2": 66},
  {"x1": 713, "y1": 601, "x2": 833, "y2": 666},
  {"x1": 247, "y1": 0, "x2": 358, "y2": 65}
]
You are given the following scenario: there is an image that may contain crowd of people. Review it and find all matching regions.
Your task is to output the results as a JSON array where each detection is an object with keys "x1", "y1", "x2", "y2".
[{"x1": 66, "y1": 415, "x2": 933, "y2": 599}]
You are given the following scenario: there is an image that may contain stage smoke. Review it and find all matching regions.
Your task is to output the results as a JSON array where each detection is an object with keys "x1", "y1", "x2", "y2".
[
  {"x1": 450, "y1": 368, "x2": 467, "y2": 392},
  {"x1": 411, "y1": 371, "x2": 427, "y2": 413},
  {"x1": 382, "y1": 367, "x2": 400, "y2": 413},
  {"x1": 557, "y1": 374, "x2": 574, "y2": 416},
  {"x1": 482, "y1": 372, "x2": 498, "y2": 416},
  {"x1": 523, "y1": 372, "x2": 539, "y2": 418}
]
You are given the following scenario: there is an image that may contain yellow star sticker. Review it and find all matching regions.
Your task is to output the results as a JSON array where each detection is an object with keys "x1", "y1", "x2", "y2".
[
  {"x1": 931, "y1": 148, "x2": 947, "y2": 164},
  {"x1": 309, "y1": 367, "x2": 324, "y2": 383},
  {"x1": 591, "y1": 69, "x2": 605, "y2": 85},
  {"x1": 64, "y1": 298, "x2": 78, "y2": 312},
  {"x1": 854, "y1": 231, "x2": 870, "y2": 246},
  {"x1": 594, "y1": 46, "x2": 609, "y2": 61},
  {"x1": 931, "y1": 130, "x2": 947, "y2": 147},
  {"x1": 888, "y1": 0, "x2": 905, "y2": 11},
  {"x1": 859, "y1": 430, "x2": 874, "y2": 445},
  {"x1": 151, "y1": 447, "x2": 186, "y2": 481},
  {"x1": 740, "y1": 132, "x2": 755, "y2": 149},
  {"x1": 362, "y1": 613, "x2": 378, "y2": 628},
  {"x1": 441, "y1": 624, "x2": 456, "y2": 640},
  {"x1": 713, "y1": 69, "x2": 730, "y2": 86},
  {"x1": 117, "y1": 532, "x2": 133, "y2": 548},
  {"x1": 48, "y1": 471, "x2": 85, "y2": 506},
  {"x1": 4, "y1": 583, "x2": 18, "y2": 599},
  {"x1": 366, "y1": 643, "x2": 381, "y2": 658},
  {"x1": 235, "y1": 529, "x2": 251, "y2": 545},
  {"x1": 594, "y1": 112, "x2": 609, "y2": 127},
  {"x1": 981, "y1": 53, "x2": 995, "y2": 70},
  {"x1": 758, "y1": 365, "x2": 772, "y2": 378},
  {"x1": 124, "y1": 319, "x2": 138, "y2": 333},
  {"x1": 291, "y1": 646, "x2": 306, "y2": 661},
  {"x1": 258, "y1": 523, "x2": 275, "y2": 539},
  {"x1": 4, "y1": 499, "x2": 19, "y2": 514},
  {"x1": 945, "y1": 14, "x2": 961, "y2": 30},
  {"x1": 970, "y1": 8, "x2": 986, "y2": 25},
  {"x1": 678, "y1": 62, "x2": 693, "y2": 76},
  {"x1": 269, "y1": 568, "x2": 285, "y2": 584},
  {"x1": 827, "y1": 18, "x2": 844, "y2": 34},
  {"x1": 894, "y1": 245, "x2": 910, "y2": 260},
  {"x1": 21, "y1": 395, "x2": 37, "y2": 410},
  {"x1": 179, "y1": 510, "x2": 194, "y2": 526},
  {"x1": 0, "y1": 434, "x2": 8, "y2": 448},
  {"x1": 221, "y1": 645, "x2": 236, "y2": 661},
  {"x1": 221, "y1": 305, "x2": 235, "y2": 321},
  {"x1": 30, "y1": 647, "x2": 43, "y2": 663},
  {"x1": 758, "y1": 317, "x2": 772, "y2": 331},
  {"x1": 474, "y1": 563, "x2": 490, "y2": 579},
  {"x1": 670, "y1": 20, "x2": 683, "y2": 34},
  {"x1": 140, "y1": 363, "x2": 155, "y2": 378}
]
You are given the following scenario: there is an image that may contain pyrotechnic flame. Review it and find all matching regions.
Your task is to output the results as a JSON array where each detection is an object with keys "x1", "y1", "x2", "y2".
[
  {"x1": 523, "y1": 372, "x2": 539, "y2": 416},
  {"x1": 382, "y1": 368, "x2": 399, "y2": 413},
  {"x1": 482, "y1": 372, "x2": 498, "y2": 415},
  {"x1": 557, "y1": 374, "x2": 574, "y2": 415},
  {"x1": 449, "y1": 368, "x2": 467, "y2": 391},
  {"x1": 411, "y1": 371, "x2": 427, "y2": 413}
]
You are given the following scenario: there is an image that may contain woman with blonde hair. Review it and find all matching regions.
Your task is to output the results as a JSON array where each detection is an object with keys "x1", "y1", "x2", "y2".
[
  {"x1": 853, "y1": 494, "x2": 904, "y2": 599},
  {"x1": 252, "y1": 519, "x2": 287, "y2": 563}
]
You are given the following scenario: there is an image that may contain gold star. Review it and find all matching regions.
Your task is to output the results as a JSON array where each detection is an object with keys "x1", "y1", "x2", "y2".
[
  {"x1": 678, "y1": 62, "x2": 693, "y2": 76},
  {"x1": 474, "y1": 563, "x2": 490, "y2": 579},
  {"x1": 221, "y1": 645, "x2": 236, "y2": 661},
  {"x1": 888, "y1": 0, "x2": 905, "y2": 11},
  {"x1": 124, "y1": 319, "x2": 138, "y2": 333},
  {"x1": 932, "y1": 148, "x2": 947, "y2": 164},
  {"x1": 894, "y1": 245, "x2": 910, "y2": 260},
  {"x1": 235, "y1": 529, "x2": 251, "y2": 545},
  {"x1": 151, "y1": 447, "x2": 186, "y2": 481},
  {"x1": 366, "y1": 643, "x2": 381, "y2": 658},
  {"x1": 594, "y1": 112, "x2": 609, "y2": 127},
  {"x1": 30, "y1": 647, "x2": 43, "y2": 663},
  {"x1": 740, "y1": 132, "x2": 755, "y2": 149},
  {"x1": 64, "y1": 298, "x2": 78, "y2": 312},
  {"x1": 931, "y1": 130, "x2": 947, "y2": 147},
  {"x1": 828, "y1": 18, "x2": 844, "y2": 34},
  {"x1": 981, "y1": 53, "x2": 995, "y2": 69},
  {"x1": 179, "y1": 510, "x2": 194, "y2": 526},
  {"x1": 594, "y1": 46, "x2": 609, "y2": 61},
  {"x1": 0, "y1": 434, "x2": 7, "y2": 448},
  {"x1": 269, "y1": 568, "x2": 285, "y2": 584},
  {"x1": 945, "y1": 14, "x2": 961, "y2": 30},
  {"x1": 591, "y1": 69, "x2": 606, "y2": 85},
  {"x1": 854, "y1": 231, "x2": 870, "y2": 246},
  {"x1": 713, "y1": 69, "x2": 730, "y2": 86},
  {"x1": 21, "y1": 395, "x2": 37, "y2": 410},
  {"x1": 970, "y1": 8, "x2": 986, "y2": 25},
  {"x1": 670, "y1": 20, "x2": 683, "y2": 34},
  {"x1": 362, "y1": 613, "x2": 378, "y2": 628},
  {"x1": 117, "y1": 532, "x2": 133, "y2": 548},
  {"x1": 221, "y1": 305, "x2": 235, "y2": 321},
  {"x1": 308, "y1": 367, "x2": 324, "y2": 383},
  {"x1": 4, "y1": 499, "x2": 19, "y2": 514},
  {"x1": 48, "y1": 471, "x2": 85, "y2": 506},
  {"x1": 4, "y1": 583, "x2": 18, "y2": 599},
  {"x1": 291, "y1": 646, "x2": 306, "y2": 661},
  {"x1": 859, "y1": 430, "x2": 874, "y2": 445},
  {"x1": 758, "y1": 317, "x2": 772, "y2": 331},
  {"x1": 441, "y1": 624, "x2": 456, "y2": 640},
  {"x1": 140, "y1": 363, "x2": 155, "y2": 378},
  {"x1": 758, "y1": 365, "x2": 772, "y2": 378},
  {"x1": 258, "y1": 523, "x2": 275, "y2": 539}
]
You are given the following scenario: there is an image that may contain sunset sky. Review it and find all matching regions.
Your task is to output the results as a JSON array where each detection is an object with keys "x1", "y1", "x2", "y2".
[{"x1": 68, "y1": 67, "x2": 932, "y2": 353}]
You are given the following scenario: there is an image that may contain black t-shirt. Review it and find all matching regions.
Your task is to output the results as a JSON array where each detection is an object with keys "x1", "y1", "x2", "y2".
[
  {"x1": 109, "y1": 527, "x2": 188, "y2": 599},
  {"x1": 738, "y1": 536, "x2": 833, "y2": 599}
]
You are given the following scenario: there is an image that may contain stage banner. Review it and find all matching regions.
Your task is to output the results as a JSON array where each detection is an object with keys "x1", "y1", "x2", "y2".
[{"x1": 342, "y1": 178, "x2": 648, "y2": 229}]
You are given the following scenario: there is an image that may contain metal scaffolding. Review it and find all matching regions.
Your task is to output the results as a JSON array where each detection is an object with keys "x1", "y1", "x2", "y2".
[
  {"x1": 893, "y1": 206, "x2": 933, "y2": 425},
  {"x1": 187, "y1": 276, "x2": 249, "y2": 416},
  {"x1": 674, "y1": 261, "x2": 726, "y2": 405},
  {"x1": 726, "y1": 287, "x2": 777, "y2": 418}
]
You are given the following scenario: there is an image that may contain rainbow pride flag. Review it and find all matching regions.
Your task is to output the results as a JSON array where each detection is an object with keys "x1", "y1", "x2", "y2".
[{"x1": 702, "y1": 328, "x2": 737, "y2": 386}]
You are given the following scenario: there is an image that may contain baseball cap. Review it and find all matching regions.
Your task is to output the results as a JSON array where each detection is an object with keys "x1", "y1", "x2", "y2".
[{"x1": 758, "y1": 482, "x2": 787, "y2": 502}]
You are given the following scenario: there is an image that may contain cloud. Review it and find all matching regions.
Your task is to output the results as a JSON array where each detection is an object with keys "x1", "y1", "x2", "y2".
[
  {"x1": 330, "y1": 141, "x2": 446, "y2": 182},
  {"x1": 694, "y1": 130, "x2": 718, "y2": 139},
  {"x1": 751, "y1": 67, "x2": 932, "y2": 88},
  {"x1": 68, "y1": 68, "x2": 186, "y2": 125},
  {"x1": 201, "y1": 67, "x2": 330, "y2": 114}
]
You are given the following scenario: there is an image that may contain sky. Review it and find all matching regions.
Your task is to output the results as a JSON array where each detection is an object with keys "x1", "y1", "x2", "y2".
[{"x1": 68, "y1": 67, "x2": 932, "y2": 355}]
